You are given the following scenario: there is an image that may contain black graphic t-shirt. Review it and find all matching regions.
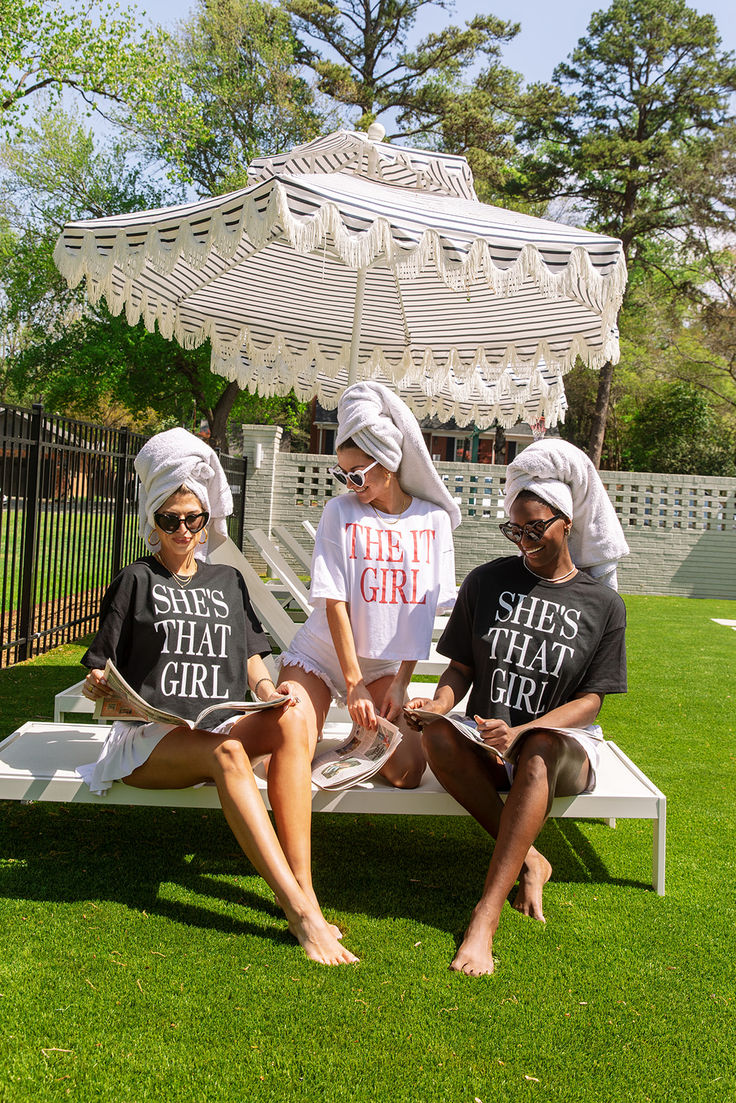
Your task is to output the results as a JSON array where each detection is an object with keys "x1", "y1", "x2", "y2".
[
  {"x1": 438, "y1": 556, "x2": 627, "y2": 726},
  {"x1": 82, "y1": 557, "x2": 270, "y2": 724}
]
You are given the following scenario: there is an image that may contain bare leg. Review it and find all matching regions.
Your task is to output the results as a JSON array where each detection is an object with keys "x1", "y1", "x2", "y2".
[
  {"x1": 242, "y1": 666, "x2": 330, "y2": 913},
  {"x1": 123, "y1": 725, "x2": 357, "y2": 966},
  {"x1": 423, "y1": 723, "x2": 588, "y2": 976},
  {"x1": 367, "y1": 674, "x2": 427, "y2": 789}
]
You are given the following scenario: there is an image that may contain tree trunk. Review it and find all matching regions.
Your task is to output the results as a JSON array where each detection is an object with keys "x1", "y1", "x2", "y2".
[
  {"x1": 587, "y1": 360, "x2": 614, "y2": 468},
  {"x1": 208, "y1": 381, "x2": 242, "y2": 451}
]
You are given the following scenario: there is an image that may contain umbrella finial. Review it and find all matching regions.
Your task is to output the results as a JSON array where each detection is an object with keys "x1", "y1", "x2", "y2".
[{"x1": 366, "y1": 122, "x2": 386, "y2": 143}]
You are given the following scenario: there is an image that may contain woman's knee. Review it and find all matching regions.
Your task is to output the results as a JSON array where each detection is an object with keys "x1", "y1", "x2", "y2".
[
  {"x1": 382, "y1": 747, "x2": 426, "y2": 790},
  {"x1": 515, "y1": 730, "x2": 566, "y2": 786},
  {"x1": 270, "y1": 703, "x2": 315, "y2": 754},
  {"x1": 420, "y1": 718, "x2": 459, "y2": 766},
  {"x1": 212, "y1": 736, "x2": 254, "y2": 778}
]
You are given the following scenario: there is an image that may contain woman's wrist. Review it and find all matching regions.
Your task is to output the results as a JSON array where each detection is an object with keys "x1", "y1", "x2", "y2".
[
  {"x1": 392, "y1": 668, "x2": 413, "y2": 691},
  {"x1": 254, "y1": 675, "x2": 276, "y2": 700},
  {"x1": 432, "y1": 689, "x2": 454, "y2": 713},
  {"x1": 345, "y1": 674, "x2": 366, "y2": 693}
]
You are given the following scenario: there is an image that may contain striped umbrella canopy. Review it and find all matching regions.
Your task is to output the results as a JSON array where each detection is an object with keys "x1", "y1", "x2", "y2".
[{"x1": 54, "y1": 127, "x2": 627, "y2": 429}]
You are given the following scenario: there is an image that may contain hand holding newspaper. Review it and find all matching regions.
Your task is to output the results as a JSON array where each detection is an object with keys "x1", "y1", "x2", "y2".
[
  {"x1": 404, "y1": 707, "x2": 603, "y2": 764},
  {"x1": 94, "y1": 659, "x2": 288, "y2": 727},
  {"x1": 311, "y1": 717, "x2": 402, "y2": 790}
]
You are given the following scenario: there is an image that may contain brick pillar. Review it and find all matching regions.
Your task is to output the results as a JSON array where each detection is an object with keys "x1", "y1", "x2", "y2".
[{"x1": 241, "y1": 425, "x2": 283, "y2": 539}]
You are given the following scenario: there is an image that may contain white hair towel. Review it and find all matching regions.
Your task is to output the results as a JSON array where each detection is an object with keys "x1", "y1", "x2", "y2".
[
  {"x1": 504, "y1": 438, "x2": 629, "y2": 589},
  {"x1": 336, "y1": 381, "x2": 462, "y2": 529},
  {"x1": 134, "y1": 428, "x2": 233, "y2": 558}
]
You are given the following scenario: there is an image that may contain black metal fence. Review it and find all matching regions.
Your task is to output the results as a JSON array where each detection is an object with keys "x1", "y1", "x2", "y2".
[{"x1": 0, "y1": 403, "x2": 247, "y2": 668}]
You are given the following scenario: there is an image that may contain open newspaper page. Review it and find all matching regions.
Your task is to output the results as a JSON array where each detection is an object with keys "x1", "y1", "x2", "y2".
[
  {"x1": 311, "y1": 717, "x2": 402, "y2": 790},
  {"x1": 405, "y1": 708, "x2": 604, "y2": 764},
  {"x1": 405, "y1": 709, "x2": 507, "y2": 760},
  {"x1": 94, "y1": 659, "x2": 287, "y2": 728}
]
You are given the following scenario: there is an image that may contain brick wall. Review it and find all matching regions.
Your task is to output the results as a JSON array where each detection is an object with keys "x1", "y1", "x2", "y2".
[{"x1": 241, "y1": 427, "x2": 736, "y2": 599}]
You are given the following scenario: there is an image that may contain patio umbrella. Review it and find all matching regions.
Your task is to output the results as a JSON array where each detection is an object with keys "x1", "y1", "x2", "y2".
[{"x1": 53, "y1": 126, "x2": 627, "y2": 429}]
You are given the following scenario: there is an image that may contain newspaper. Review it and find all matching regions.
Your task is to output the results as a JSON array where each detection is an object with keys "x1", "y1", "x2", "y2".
[
  {"x1": 311, "y1": 717, "x2": 402, "y2": 790},
  {"x1": 93, "y1": 659, "x2": 288, "y2": 728},
  {"x1": 405, "y1": 708, "x2": 602, "y2": 764}
]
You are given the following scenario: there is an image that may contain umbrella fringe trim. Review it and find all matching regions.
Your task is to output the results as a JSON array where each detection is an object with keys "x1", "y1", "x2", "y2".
[
  {"x1": 210, "y1": 340, "x2": 571, "y2": 430},
  {"x1": 54, "y1": 181, "x2": 627, "y2": 322}
]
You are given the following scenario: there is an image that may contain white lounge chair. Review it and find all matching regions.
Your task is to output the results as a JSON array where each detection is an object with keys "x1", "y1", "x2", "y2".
[
  {"x1": 246, "y1": 528, "x2": 313, "y2": 616},
  {"x1": 0, "y1": 720, "x2": 666, "y2": 895},
  {"x1": 273, "y1": 524, "x2": 313, "y2": 574}
]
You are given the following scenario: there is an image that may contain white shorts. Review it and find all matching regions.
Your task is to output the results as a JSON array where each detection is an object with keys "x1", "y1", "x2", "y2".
[
  {"x1": 280, "y1": 620, "x2": 400, "y2": 705},
  {"x1": 76, "y1": 715, "x2": 239, "y2": 797}
]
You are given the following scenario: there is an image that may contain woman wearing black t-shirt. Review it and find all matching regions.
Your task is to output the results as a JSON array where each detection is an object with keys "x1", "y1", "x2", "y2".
[
  {"x1": 406, "y1": 471, "x2": 627, "y2": 978},
  {"x1": 81, "y1": 433, "x2": 357, "y2": 968}
]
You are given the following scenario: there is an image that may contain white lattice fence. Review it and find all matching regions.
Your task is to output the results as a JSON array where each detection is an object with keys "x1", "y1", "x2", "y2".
[{"x1": 264, "y1": 451, "x2": 736, "y2": 599}]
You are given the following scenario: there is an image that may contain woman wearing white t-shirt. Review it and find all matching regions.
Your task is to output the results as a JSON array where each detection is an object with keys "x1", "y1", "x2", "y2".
[{"x1": 280, "y1": 382, "x2": 461, "y2": 788}]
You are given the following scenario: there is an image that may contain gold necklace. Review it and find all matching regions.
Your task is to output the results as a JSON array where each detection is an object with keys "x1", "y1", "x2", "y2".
[
  {"x1": 370, "y1": 495, "x2": 411, "y2": 526},
  {"x1": 155, "y1": 552, "x2": 198, "y2": 588},
  {"x1": 523, "y1": 561, "x2": 577, "y2": 584}
]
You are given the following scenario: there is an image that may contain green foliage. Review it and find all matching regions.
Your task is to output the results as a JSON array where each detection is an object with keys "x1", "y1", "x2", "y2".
[
  {"x1": 128, "y1": 0, "x2": 322, "y2": 195},
  {"x1": 528, "y1": 0, "x2": 736, "y2": 257},
  {"x1": 231, "y1": 389, "x2": 312, "y2": 451},
  {"x1": 285, "y1": 0, "x2": 518, "y2": 142},
  {"x1": 520, "y1": 0, "x2": 736, "y2": 461},
  {"x1": 623, "y1": 381, "x2": 736, "y2": 475},
  {"x1": 0, "y1": 107, "x2": 234, "y2": 438},
  {"x1": 0, "y1": 0, "x2": 202, "y2": 139}
]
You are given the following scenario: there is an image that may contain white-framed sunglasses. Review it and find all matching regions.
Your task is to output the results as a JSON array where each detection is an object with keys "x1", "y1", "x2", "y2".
[{"x1": 330, "y1": 460, "x2": 379, "y2": 489}]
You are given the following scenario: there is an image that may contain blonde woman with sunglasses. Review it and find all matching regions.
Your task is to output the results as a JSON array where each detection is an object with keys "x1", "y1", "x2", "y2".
[
  {"x1": 405, "y1": 438, "x2": 629, "y2": 977},
  {"x1": 78, "y1": 429, "x2": 357, "y2": 967},
  {"x1": 280, "y1": 382, "x2": 461, "y2": 788}
]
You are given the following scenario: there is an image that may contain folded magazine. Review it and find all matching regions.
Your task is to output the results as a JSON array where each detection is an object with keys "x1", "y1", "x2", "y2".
[
  {"x1": 311, "y1": 717, "x2": 402, "y2": 790},
  {"x1": 93, "y1": 659, "x2": 288, "y2": 728},
  {"x1": 405, "y1": 708, "x2": 602, "y2": 764}
]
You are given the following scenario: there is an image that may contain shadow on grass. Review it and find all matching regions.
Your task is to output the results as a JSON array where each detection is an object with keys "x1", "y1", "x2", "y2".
[
  {"x1": 552, "y1": 817, "x2": 651, "y2": 892},
  {"x1": 0, "y1": 800, "x2": 297, "y2": 948},
  {"x1": 0, "y1": 796, "x2": 649, "y2": 946}
]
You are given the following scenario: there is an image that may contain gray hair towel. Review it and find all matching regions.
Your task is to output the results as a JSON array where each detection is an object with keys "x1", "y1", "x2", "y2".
[
  {"x1": 134, "y1": 428, "x2": 232, "y2": 557},
  {"x1": 336, "y1": 381, "x2": 462, "y2": 529}
]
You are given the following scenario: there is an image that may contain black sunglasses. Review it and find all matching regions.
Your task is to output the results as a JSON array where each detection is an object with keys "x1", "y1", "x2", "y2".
[
  {"x1": 154, "y1": 510, "x2": 209, "y2": 534},
  {"x1": 499, "y1": 515, "x2": 564, "y2": 544}
]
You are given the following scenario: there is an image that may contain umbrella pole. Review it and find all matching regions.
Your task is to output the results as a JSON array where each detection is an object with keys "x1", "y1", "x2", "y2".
[{"x1": 347, "y1": 266, "x2": 367, "y2": 385}]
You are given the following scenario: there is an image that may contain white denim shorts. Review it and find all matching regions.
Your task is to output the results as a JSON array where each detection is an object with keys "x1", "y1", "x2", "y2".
[{"x1": 280, "y1": 620, "x2": 400, "y2": 705}]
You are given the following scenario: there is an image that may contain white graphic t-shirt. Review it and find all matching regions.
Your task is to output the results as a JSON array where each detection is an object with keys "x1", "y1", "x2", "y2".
[{"x1": 307, "y1": 493, "x2": 457, "y2": 660}]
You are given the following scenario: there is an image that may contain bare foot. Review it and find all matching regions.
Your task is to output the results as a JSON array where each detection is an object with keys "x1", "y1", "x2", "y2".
[
  {"x1": 449, "y1": 914, "x2": 496, "y2": 977},
  {"x1": 286, "y1": 911, "x2": 359, "y2": 965},
  {"x1": 512, "y1": 851, "x2": 552, "y2": 922},
  {"x1": 274, "y1": 891, "x2": 343, "y2": 940}
]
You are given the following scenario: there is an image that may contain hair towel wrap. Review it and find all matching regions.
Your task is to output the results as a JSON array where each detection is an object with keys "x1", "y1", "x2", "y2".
[
  {"x1": 134, "y1": 428, "x2": 233, "y2": 558},
  {"x1": 336, "y1": 381, "x2": 461, "y2": 529},
  {"x1": 504, "y1": 438, "x2": 629, "y2": 589}
]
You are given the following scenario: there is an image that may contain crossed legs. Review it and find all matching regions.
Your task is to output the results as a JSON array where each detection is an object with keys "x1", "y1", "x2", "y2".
[
  {"x1": 122, "y1": 708, "x2": 356, "y2": 966},
  {"x1": 422, "y1": 720, "x2": 589, "y2": 976}
]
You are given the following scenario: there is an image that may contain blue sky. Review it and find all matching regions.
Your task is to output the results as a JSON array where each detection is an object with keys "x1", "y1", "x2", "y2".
[{"x1": 142, "y1": 0, "x2": 736, "y2": 86}]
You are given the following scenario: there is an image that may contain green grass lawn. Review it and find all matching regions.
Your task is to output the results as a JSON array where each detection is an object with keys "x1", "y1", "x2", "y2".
[
  {"x1": 0, "y1": 596, "x2": 734, "y2": 1102},
  {"x1": 0, "y1": 506, "x2": 142, "y2": 610}
]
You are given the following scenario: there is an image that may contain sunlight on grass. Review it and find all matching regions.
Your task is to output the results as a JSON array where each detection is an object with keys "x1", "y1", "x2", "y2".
[{"x1": 0, "y1": 595, "x2": 734, "y2": 1101}]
